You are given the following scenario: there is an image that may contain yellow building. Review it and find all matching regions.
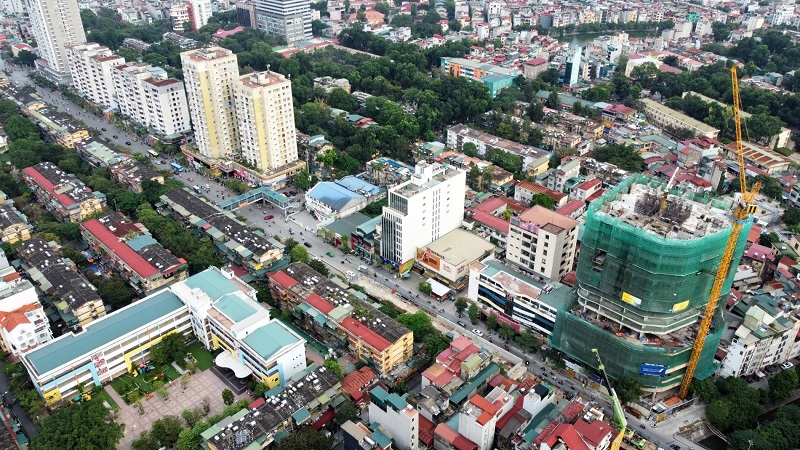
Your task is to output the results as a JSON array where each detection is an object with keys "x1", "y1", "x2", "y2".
[
  {"x1": 181, "y1": 47, "x2": 240, "y2": 159},
  {"x1": 0, "y1": 201, "x2": 31, "y2": 244},
  {"x1": 25, "y1": 108, "x2": 88, "y2": 148}
]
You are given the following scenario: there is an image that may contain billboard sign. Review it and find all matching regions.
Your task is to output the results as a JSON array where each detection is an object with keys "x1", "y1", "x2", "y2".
[
  {"x1": 640, "y1": 363, "x2": 667, "y2": 377},
  {"x1": 416, "y1": 247, "x2": 441, "y2": 271}
]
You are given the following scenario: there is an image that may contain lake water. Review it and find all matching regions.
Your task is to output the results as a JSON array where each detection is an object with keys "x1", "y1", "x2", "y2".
[{"x1": 555, "y1": 30, "x2": 653, "y2": 48}]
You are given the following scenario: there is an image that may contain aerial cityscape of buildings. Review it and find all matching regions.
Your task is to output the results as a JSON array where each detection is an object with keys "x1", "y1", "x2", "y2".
[{"x1": 1, "y1": 0, "x2": 800, "y2": 448}]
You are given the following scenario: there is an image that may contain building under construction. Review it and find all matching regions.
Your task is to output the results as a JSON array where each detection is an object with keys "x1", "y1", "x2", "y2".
[{"x1": 550, "y1": 174, "x2": 751, "y2": 392}]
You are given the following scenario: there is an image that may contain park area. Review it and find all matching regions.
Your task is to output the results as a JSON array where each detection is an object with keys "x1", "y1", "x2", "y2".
[{"x1": 110, "y1": 364, "x2": 183, "y2": 404}]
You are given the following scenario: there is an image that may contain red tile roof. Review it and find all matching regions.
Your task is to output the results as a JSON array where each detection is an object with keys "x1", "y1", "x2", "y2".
[
  {"x1": 526, "y1": 57, "x2": 548, "y2": 66},
  {"x1": 556, "y1": 200, "x2": 584, "y2": 217},
  {"x1": 305, "y1": 292, "x2": 335, "y2": 314},
  {"x1": 574, "y1": 419, "x2": 613, "y2": 448},
  {"x1": 23, "y1": 167, "x2": 76, "y2": 207},
  {"x1": 516, "y1": 180, "x2": 567, "y2": 203},
  {"x1": 82, "y1": 219, "x2": 159, "y2": 278},
  {"x1": 575, "y1": 178, "x2": 601, "y2": 191},
  {"x1": 470, "y1": 394, "x2": 500, "y2": 425},
  {"x1": 585, "y1": 189, "x2": 605, "y2": 203},
  {"x1": 543, "y1": 424, "x2": 591, "y2": 450},
  {"x1": 271, "y1": 271, "x2": 298, "y2": 289},
  {"x1": 341, "y1": 317, "x2": 392, "y2": 351},
  {"x1": 471, "y1": 210, "x2": 510, "y2": 234},
  {"x1": 341, "y1": 366, "x2": 378, "y2": 404},
  {"x1": 419, "y1": 414, "x2": 436, "y2": 447}
]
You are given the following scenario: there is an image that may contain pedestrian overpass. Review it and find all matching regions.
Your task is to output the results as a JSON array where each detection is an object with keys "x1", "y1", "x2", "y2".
[{"x1": 219, "y1": 187, "x2": 300, "y2": 216}]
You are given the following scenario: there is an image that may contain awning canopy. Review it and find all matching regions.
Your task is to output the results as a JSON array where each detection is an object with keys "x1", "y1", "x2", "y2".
[{"x1": 215, "y1": 351, "x2": 252, "y2": 378}]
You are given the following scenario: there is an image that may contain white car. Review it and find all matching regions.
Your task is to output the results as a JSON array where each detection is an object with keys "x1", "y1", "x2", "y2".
[
  {"x1": 472, "y1": 329, "x2": 484, "y2": 337},
  {"x1": 781, "y1": 362, "x2": 794, "y2": 370}
]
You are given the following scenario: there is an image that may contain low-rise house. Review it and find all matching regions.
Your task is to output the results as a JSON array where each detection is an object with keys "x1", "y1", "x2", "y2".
[{"x1": 22, "y1": 162, "x2": 106, "y2": 223}]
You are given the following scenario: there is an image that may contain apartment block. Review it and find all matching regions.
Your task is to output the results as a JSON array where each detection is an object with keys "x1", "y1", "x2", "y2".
[
  {"x1": 27, "y1": 0, "x2": 86, "y2": 77},
  {"x1": 380, "y1": 162, "x2": 466, "y2": 266},
  {"x1": 18, "y1": 239, "x2": 105, "y2": 329},
  {"x1": 447, "y1": 124, "x2": 550, "y2": 177},
  {"x1": 109, "y1": 159, "x2": 164, "y2": 194},
  {"x1": 22, "y1": 162, "x2": 106, "y2": 223},
  {"x1": 0, "y1": 259, "x2": 53, "y2": 356},
  {"x1": 170, "y1": 3, "x2": 191, "y2": 31},
  {"x1": 439, "y1": 57, "x2": 518, "y2": 97},
  {"x1": 181, "y1": 47, "x2": 240, "y2": 159},
  {"x1": 175, "y1": 268, "x2": 306, "y2": 388},
  {"x1": 641, "y1": 99, "x2": 719, "y2": 139},
  {"x1": 80, "y1": 211, "x2": 188, "y2": 295},
  {"x1": 506, "y1": 206, "x2": 578, "y2": 282},
  {"x1": 368, "y1": 386, "x2": 419, "y2": 450},
  {"x1": 189, "y1": 0, "x2": 213, "y2": 30},
  {"x1": 254, "y1": 0, "x2": 312, "y2": 43},
  {"x1": 459, "y1": 389, "x2": 513, "y2": 450},
  {"x1": 23, "y1": 108, "x2": 88, "y2": 148},
  {"x1": 112, "y1": 63, "x2": 191, "y2": 136},
  {"x1": 0, "y1": 202, "x2": 31, "y2": 244},
  {"x1": 234, "y1": 71, "x2": 299, "y2": 171},
  {"x1": 268, "y1": 262, "x2": 414, "y2": 375},
  {"x1": 65, "y1": 43, "x2": 124, "y2": 109}
]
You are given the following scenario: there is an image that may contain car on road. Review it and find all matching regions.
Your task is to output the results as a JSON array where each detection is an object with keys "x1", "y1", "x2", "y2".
[
  {"x1": 125, "y1": 141, "x2": 131, "y2": 145},
  {"x1": 471, "y1": 328, "x2": 484, "y2": 337},
  {"x1": 669, "y1": 445, "x2": 680, "y2": 450},
  {"x1": 101, "y1": 128, "x2": 106, "y2": 131},
  {"x1": 303, "y1": 242, "x2": 312, "y2": 248},
  {"x1": 112, "y1": 135, "x2": 118, "y2": 139},
  {"x1": 782, "y1": 362, "x2": 794, "y2": 369},
  {"x1": 159, "y1": 160, "x2": 166, "y2": 164},
  {"x1": 204, "y1": 184, "x2": 210, "y2": 189},
  {"x1": 264, "y1": 215, "x2": 274, "y2": 221},
  {"x1": 326, "y1": 251, "x2": 334, "y2": 257},
  {"x1": 457, "y1": 321, "x2": 466, "y2": 327}
]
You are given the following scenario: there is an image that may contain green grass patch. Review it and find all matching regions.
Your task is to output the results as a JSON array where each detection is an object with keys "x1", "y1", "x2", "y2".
[
  {"x1": 185, "y1": 341, "x2": 215, "y2": 371},
  {"x1": 91, "y1": 387, "x2": 120, "y2": 412}
]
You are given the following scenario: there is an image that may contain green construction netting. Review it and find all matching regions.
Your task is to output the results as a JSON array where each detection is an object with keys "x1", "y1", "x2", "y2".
[
  {"x1": 551, "y1": 293, "x2": 724, "y2": 388},
  {"x1": 577, "y1": 175, "x2": 751, "y2": 316}
]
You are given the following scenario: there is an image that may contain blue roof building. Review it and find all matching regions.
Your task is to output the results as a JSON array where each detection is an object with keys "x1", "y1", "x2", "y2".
[{"x1": 305, "y1": 176, "x2": 385, "y2": 222}]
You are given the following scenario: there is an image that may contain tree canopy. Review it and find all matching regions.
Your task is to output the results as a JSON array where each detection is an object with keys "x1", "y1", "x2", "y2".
[
  {"x1": 30, "y1": 402, "x2": 124, "y2": 450},
  {"x1": 592, "y1": 144, "x2": 644, "y2": 172}
]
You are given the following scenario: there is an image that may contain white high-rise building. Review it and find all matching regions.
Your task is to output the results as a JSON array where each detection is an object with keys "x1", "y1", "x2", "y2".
[
  {"x1": 27, "y1": 0, "x2": 86, "y2": 78},
  {"x1": 254, "y1": 0, "x2": 311, "y2": 43},
  {"x1": 189, "y1": 0, "x2": 213, "y2": 30},
  {"x1": 368, "y1": 386, "x2": 418, "y2": 450},
  {"x1": 380, "y1": 161, "x2": 466, "y2": 266},
  {"x1": 170, "y1": 3, "x2": 191, "y2": 31},
  {"x1": 112, "y1": 63, "x2": 191, "y2": 136},
  {"x1": 66, "y1": 43, "x2": 125, "y2": 109},
  {"x1": 181, "y1": 47, "x2": 240, "y2": 159},
  {"x1": 505, "y1": 206, "x2": 578, "y2": 282},
  {"x1": 233, "y1": 71, "x2": 298, "y2": 171},
  {"x1": 1, "y1": 0, "x2": 25, "y2": 16}
]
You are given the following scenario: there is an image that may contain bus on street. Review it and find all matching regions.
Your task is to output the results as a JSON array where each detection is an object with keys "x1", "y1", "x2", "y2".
[{"x1": 170, "y1": 162, "x2": 184, "y2": 172}]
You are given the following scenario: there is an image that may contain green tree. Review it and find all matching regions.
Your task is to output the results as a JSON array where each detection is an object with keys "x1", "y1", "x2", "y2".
[
  {"x1": 222, "y1": 388, "x2": 235, "y2": 405},
  {"x1": 5, "y1": 115, "x2": 40, "y2": 141},
  {"x1": 290, "y1": 245, "x2": 310, "y2": 263},
  {"x1": 397, "y1": 311, "x2": 434, "y2": 339},
  {"x1": 454, "y1": 297, "x2": 469, "y2": 316},
  {"x1": 275, "y1": 428, "x2": 333, "y2": 450},
  {"x1": 148, "y1": 332, "x2": 186, "y2": 366},
  {"x1": 181, "y1": 409, "x2": 203, "y2": 428},
  {"x1": 92, "y1": 276, "x2": 135, "y2": 310},
  {"x1": 612, "y1": 377, "x2": 644, "y2": 404},
  {"x1": 283, "y1": 237, "x2": 299, "y2": 252},
  {"x1": 418, "y1": 281, "x2": 432, "y2": 295},
  {"x1": 691, "y1": 378, "x2": 720, "y2": 401},
  {"x1": 546, "y1": 90, "x2": 560, "y2": 109},
  {"x1": 293, "y1": 169, "x2": 312, "y2": 191},
  {"x1": 514, "y1": 328, "x2": 540, "y2": 351},
  {"x1": 663, "y1": 55, "x2": 680, "y2": 67},
  {"x1": 468, "y1": 302, "x2": 479, "y2": 325},
  {"x1": 769, "y1": 369, "x2": 799, "y2": 400},
  {"x1": 593, "y1": 144, "x2": 644, "y2": 172},
  {"x1": 15, "y1": 50, "x2": 37, "y2": 67},
  {"x1": 784, "y1": 207, "x2": 800, "y2": 226},
  {"x1": 462, "y1": 142, "x2": 478, "y2": 157},
  {"x1": 336, "y1": 399, "x2": 359, "y2": 424},
  {"x1": 30, "y1": 402, "x2": 124, "y2": 450},
  {"x1": 498, "y1": 323, "x2": 517, "y2": 341},
  {"x1": 308, "y1": 259, "x2": 330, "y2": 276},
  {"x1": 486, "y1": 314, "x2": 498, "y2": 330},
  {"x1": 530, "y1": 193, "x2": 555, "y2": 209},
  {"x1": 150, "y1": 415, "x2": 183, "y2": 448},
  {"x1": 422, "y1": 331, "x2": 451, "y2": 357},
  {"x1": 324, "y1": 358, "x2": 345, "y2": 380},
  {"x1": 327, "y1": 88, "x2": 359, "y2": 112}
]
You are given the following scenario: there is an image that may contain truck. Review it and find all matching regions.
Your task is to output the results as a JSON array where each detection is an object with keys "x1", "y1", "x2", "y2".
[{"x1": 358, "y1": 265, "x2": 369, "y2": 273}]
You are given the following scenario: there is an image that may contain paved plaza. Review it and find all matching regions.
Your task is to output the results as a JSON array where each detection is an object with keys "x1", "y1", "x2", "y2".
[{"x1": 107, "y1": 369, "x2": 250, "y2": 450}]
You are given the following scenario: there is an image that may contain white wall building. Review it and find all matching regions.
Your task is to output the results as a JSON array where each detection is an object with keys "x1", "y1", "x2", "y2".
[
  {"x1": 380, "y1": 162, "x2": 466, "y2": 266},
  {"x1": 170, "y1": 3, "x2": 191, "y2": 31},
  {"x1": 0, "y1": 265, "x2": 53, "y2": 356},
  {"x1": 254, "y1": 0, "x2": 312, "y2": 43},
  {"x1": 1, "y1": 0, "x2": 25, "y2": 17},
  {"x1": 234, "y1": 71, "x2": 299, "y2": 171},
  {"x1": 459, "y1": 389, "x2": 512, "y2": 450},
  {"x1": 189, "y1": 0, "x2": 213, "y2": 30},
  {"x1": 112, "y1": 62, "x2": 191, "y2": 136},
  {"x1": 368, "y1": 386, "x2": 419, "y2": 450},
  {"x1": 506, "y1": 206, "x2": 578, "y2": 282},
  {"x1": 66, "y1": 43, "x2": 125, "y2": 109},
  {"x1": 181, "y1": 47, "x2": 240, "y2": 159},
  {"x1": 27, "y1": 0, "x2": 86, "y2": 76}
]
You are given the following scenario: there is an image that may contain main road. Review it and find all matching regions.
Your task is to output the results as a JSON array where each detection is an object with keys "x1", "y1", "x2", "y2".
[{"x1": 4, "y1": 59, "x2": 703, "y2": 450}]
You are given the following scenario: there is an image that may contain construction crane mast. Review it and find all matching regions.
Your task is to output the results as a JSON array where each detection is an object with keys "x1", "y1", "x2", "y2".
[
  {"x1": 677, "y1": 66, "x2": 761, "y2": 399},
  {"x1": 592, "y1": 349, "x2": 627, "y2": 450}
]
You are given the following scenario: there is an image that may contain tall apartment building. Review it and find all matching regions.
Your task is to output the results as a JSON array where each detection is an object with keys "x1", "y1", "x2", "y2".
[
  {"x1": 26, "y1": 0, "x2": 86, "y2": 79},
  {"x1": 236, "y1": 0, "x2": 258, "y2": 27},
  {"x1": 368, "y1": 386, "x2": 419, "y2": 450},
  {"x1": 65, "y1": 43, "x2": 125, "y2": 109},
  {"x1": 254, "y1": 0, "x2": 312, "y2": 43},
  {"x1": 550, "y1": 175, "x2": 750, "y2": 391},
  {"x1": 170, "y1": 3, "x2": 191, "y2": 31},
  {"x1": 234, "y1": 71, "x2": 299, "y2": 171},
  {"x1": 380, "y1": 162, "x2": 466, "y2": 266},
  {"x1": 506, "y1": 206, "x2": 578, "y2": 282},
  {"x1": 112, "y1": 62, "x2": 190, "y2": 136},
  {"x1": 181, "y1": 47, "x2": 240, "y2": 160},
  {"x1": 189, "y1": 0, "x2": 213, "y2": 31}
]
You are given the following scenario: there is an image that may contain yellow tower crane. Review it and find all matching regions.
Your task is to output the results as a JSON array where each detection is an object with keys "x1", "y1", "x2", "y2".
[
  {"x1": 677, "y1": 66, "x2": 761, "y2": 399},
  {"x1": 592, "y1": 348, "x2": 627, "y2": 450}
]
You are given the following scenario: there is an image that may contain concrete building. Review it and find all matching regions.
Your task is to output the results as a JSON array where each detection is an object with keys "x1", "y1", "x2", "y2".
[
  {"x1": 181, "y1": 47, "x2": 240, "y2": 160},
  {"x1": 565, "y1": 47, "x2": 582, "y2": 87},
  {"x1": 80, "y1": 211, "x2": 188, "y2": 295},
  {"x1": 0, "y1": 202, "x2": 31, "y2": 244},
  {"x1": 506, "y1": 206, "x2": 578, "y2": 282},
  {"x1": 76, "y1": 141, "x2": 127, "y2": 169},
  {"x1": 112, "y1": 62, "x2": 191, "y2": 137},
  {"x1": 236, "y1": 0, "x2": 258, "y2": 27},
  {"x1": 175, "y1": 268, "x2": 307, "y2": 388},
  {"x1": 18, "y1": 239, "x2": 105, "y2": 330},
  {"x1": 380, "y1": 162, "x2": 467, "y2": 268},
  {"x1": 514, "y1": 180, "x2": 569, "y2": 209},
  {"x1": 641, "y1": 99, "x2": 720, "y2": 139},
  {"x1": 109, "y1": 159, "x2": 164, "y2": 194},
  {"x1": 550, "y1": 175, "x2": 749, "y2": 391},
  {"x1": 189, "y1": 0, "x2": 213, "y2": 31},
  {"x1": 416, "y1": 229, "x2": 495, "y2": 291},
  {"x1": 254, "y1": 0, "x2": 312, "y2": 43},
  {"x1": 440, "y1": 57, "x2": 518, "y2": 97},
  {"x1": 234, "y1": 71, "x2": 299, "y2": 171},
  {"x1": 0, "y1": 262, "x2": 53, "y2": 357},
  {"x1": 268, "y1": 262, "x2": 414, "y2": 375},
  {"x1": 718, "y1": 296, "x2": 800, "y2": 378},
  {"x1": 24, "y1": 108, "x2": 88, "y2": 148},
  {"x1": 369, "y1": 386, "x2": 419, "y2": 450},
  {"x1": 27, "y1": 0, "x2": 86, "y2": 80},
  {"x1": 305, "y1": 176, "x2": 383, "y2": 223},
  {"x1": 22, "y1": 162, "x2": 106, "y2": 223},
  {"x1": 459, "y1": 389, "x2": 513, "y2": 450},
  {"x1": 523, "y1": 57, "x2": 549, "y2": 80},
  {"x1": 170, "y1": 3, "x2": 191, "y2": 31},
  {"x1": 468, "y1": 257, "x2": 566, "y2": 336},
  {"x1": 65, "y1": 43, "x2": 124, "y2": 109},
  {"x1": 447, "y1": 124, "x2": 550, "y2": 177}
]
